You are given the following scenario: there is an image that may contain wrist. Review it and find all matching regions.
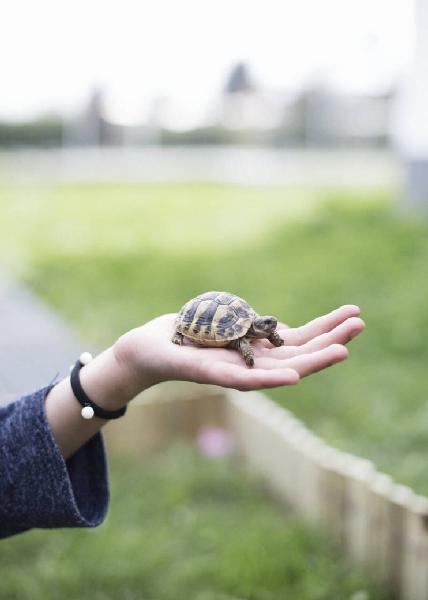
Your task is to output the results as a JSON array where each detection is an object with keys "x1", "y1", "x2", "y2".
[
  {"x1": 112, "y1": 329, "x2": 163, "y2": 393},
  {"x1": 78, "y1": 346, "x2": 141, "y2": 411}
]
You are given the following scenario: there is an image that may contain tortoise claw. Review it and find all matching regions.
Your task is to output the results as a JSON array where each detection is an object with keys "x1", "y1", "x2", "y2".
[
  {"x1": 172, "y1": 332, "x2": 184, "y2": 345},
  {"x1": 268, "y1": 332, "x2": 284, "y2": 347}
]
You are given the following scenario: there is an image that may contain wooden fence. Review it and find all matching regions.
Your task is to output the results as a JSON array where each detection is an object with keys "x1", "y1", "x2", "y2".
[{"x1": 105, "y1": 386, "x2": 428, "y2": 600}]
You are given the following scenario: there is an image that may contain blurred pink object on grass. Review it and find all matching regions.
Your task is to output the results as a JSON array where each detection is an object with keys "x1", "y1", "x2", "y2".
[{"x1": 196, "y1": 426, "x2": 235, "y2": 458}]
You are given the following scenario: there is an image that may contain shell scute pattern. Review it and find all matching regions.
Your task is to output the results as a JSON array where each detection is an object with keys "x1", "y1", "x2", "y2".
[
  {"x1": 214, "y1": 292, "x2": 236, "y2": 305},
  {"x1": 176, "y1": 291, "x2": 255, "y2": 345}
]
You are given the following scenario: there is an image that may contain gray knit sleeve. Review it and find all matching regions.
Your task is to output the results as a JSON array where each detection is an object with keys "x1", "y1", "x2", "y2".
[{"x1": 0, "y1": 385, "x2": 109, "y2": 539}]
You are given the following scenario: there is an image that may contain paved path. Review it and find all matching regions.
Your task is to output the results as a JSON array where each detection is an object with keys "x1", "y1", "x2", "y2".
[{"x1": 0, "y1": 274, "x2": 84, "y2": 404}]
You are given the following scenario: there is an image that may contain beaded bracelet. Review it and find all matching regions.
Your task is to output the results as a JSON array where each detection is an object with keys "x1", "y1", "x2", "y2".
[{"x1": 70, "y1": 352, "x2": 127, "y2": 420}]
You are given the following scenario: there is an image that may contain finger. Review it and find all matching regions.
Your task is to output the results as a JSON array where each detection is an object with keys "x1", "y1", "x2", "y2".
[
  {"x1": 301, "y1": 317, "x2": 364, "y2": 352},
  {"x1": 284, "y1": 344, "x2": 348, "y2": 377},
  {"x1": 252, "y1": 354, "x2": 305, "y2": 369},
  {"x1": 266, "y1": 317, "x2": 365, "y2": 358},
  {"x1": 205, "y1": 362, "x2": 300, "y2": 391},
  {"x1": 279, "y1": 305, "x2": 361, "y2": 346}
]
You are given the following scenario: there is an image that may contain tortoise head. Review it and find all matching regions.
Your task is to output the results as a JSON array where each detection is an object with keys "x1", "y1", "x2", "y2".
[{"x1": 251, "y1": 315, "x2": 278, "y2": 338}]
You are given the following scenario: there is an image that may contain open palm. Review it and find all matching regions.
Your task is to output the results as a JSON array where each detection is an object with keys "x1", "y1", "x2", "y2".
[{"x1": 115, "y1": 305, "x2": 364, "y2": 392}]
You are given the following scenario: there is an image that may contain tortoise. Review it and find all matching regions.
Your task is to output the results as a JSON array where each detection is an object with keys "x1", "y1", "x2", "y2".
[{"x1": 172, "y1": 291, "x2": 284, "y2": 367}]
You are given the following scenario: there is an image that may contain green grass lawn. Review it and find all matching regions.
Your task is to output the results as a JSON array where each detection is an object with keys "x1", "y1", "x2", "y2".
[
  {"x1": 1, "y1": 181, "x2": 427, "y2": 493},
  {"x1": 0, "y1": 445, "x2": 384, "y2": 600},
  {"x1": 2, "y1": 180, "x2": 421, "y2": 598}
]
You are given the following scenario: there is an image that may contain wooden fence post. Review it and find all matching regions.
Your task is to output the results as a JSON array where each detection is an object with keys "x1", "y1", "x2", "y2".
[
  {"x1": 343, "y1": 457, "x2": 377, "y2": 566},
  {"x1": 365, "y1": 473, "x2": 395, "y2": 583},
  {"x1": 104, "y1": 396, "x2": 200, "y2": 456},
  {"x1": 295, "y1": 435, "x2": 327, "y2": 524},
  {"x1": 401, "y1": 495, "x2": 428, "y2": 600},
  {"x1": 386, "y1": 484, "x2": 416, "y2": 596},
  {"x1": 225, "y1": 391, "x2": 317, "y2": 509},
  {"x1": 317, "y1": 447, "x2": 351, "y2": 546},
  {"x1": 105, "y1": 385, "x2": 227, "y2": 457},
  {"x1": 227, "y1": 393, "x2": 289, "y2": 494},
  {"x1": 265, "y1": 412, "x2": 312, "y2": 507}
]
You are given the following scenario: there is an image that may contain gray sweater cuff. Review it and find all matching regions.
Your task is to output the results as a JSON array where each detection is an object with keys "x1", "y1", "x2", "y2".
[{"x1": 0, "y1": 385, "x2": 109, "y2": 539}]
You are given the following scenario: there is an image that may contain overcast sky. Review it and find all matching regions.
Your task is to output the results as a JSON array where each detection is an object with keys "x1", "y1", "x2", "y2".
[{"x1": 0, "y1": 0, "x2": 414, "y2": 124}]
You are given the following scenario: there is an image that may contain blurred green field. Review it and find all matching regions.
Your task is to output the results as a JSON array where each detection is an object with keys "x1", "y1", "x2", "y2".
[
  {"x1": 1, "y1": 181, "x2": 427, "y2": 493},
  {"x1": 2, "y1": 180, "x2": 424, "y2": 598},
  {"x1": 0, "y1": 445, "x2": 384, "y2": 600}
]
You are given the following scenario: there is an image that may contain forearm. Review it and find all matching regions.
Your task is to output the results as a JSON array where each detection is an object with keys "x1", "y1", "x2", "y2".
[
  {"x1": 0, "y1": 386, "x2": 109, "y2": 537},
  {"x1": 44, "y1": 346, "x2": 143, "y2": 460}
]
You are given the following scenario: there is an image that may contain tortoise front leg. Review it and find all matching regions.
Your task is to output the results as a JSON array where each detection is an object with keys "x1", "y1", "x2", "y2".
[
  {"x1": 172, "y1": 331, "x2": 184, "y2": 345},
  {"x1": 238, "y1": 337, "x2": 255, "y2": 367},
  {"x1": 267, "y1": 330, "x2": 284, "y2": 347}
]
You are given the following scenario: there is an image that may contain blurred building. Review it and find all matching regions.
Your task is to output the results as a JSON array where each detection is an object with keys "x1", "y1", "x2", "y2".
[
  {"x1": 65, "y1": 63, "x2": 391, "y2": 149},
  {"x1": 216, "y1": 62, "x2": 283, "y2": 137},
  {"x1": 279, "y1": 83, "x2": 391, "y2": 148},
  {"x1": 224, "y1": 62, "x2": 254, "y2": 95},
  {"x1": 0, "y1": 64, "x2": 394, "y2": 150},
  {"x1": 64, "y1": 88, "x2": 121, "y2": 146},
  {"x1": 64, "y1": 89, "x2": 168, "y2": 147},
  {"x1": 393, "y1": 0, "x2": 428, "y2": 211}
]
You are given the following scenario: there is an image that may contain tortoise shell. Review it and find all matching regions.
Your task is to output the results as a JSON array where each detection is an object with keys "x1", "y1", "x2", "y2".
[{"x1": 176, "y1": 291, "x2": 256, "y2": 347}]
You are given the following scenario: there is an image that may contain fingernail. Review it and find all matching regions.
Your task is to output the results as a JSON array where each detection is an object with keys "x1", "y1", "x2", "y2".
[{"x1": 343, "y1": 304, "x2": 360, "y2": 313}]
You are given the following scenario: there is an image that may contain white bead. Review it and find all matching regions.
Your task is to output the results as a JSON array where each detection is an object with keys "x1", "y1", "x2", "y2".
[
  {"x1": 80, "y1": 352, "x2": 93, "y2": 365},
  {"x1": 81, "y1": 406, "x2": 95, "y2": 419}
]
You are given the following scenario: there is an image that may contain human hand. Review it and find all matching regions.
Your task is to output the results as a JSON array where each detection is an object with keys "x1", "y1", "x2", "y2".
[
  {"x1": 113, "y1": 305, "x2": 364, "y2": 394},
  {"x1": 46, "y1": 305, "x2": 363, "y2": 459}
]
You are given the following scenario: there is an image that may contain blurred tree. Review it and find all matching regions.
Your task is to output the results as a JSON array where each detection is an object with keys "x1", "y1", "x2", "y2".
[{"x1": 0, "y1": 117, "x2": 62, "y2": 147}]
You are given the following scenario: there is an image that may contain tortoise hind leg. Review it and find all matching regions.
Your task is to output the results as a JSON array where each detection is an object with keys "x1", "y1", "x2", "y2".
[
  {"x1": 172, "y1": 331, "x2": 184, "y2": 345},
  {"x1": 231, "y1": 336, "x2": 254, "y2": 367}
]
